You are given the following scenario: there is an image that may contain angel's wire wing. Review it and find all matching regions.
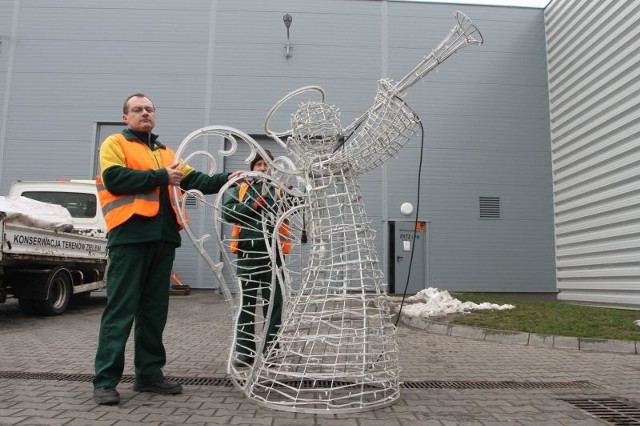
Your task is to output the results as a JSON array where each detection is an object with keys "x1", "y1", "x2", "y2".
[
  {"x1": 171, "y1": 124, "x2": 307, "y2": 390},
  {"x1": 214, "y1": 171, "x2": 307, "y2": 388},
  {"x1": 171, "y1": 125, "x2": 298, "y2": 305}
]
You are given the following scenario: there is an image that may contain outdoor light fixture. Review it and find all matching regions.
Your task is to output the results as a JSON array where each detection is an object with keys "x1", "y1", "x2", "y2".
[
  {"x1": 283, "y1": 13, "x2": 292, "y2": 58},
  {"x1": 400, "y1": 202, "x2": 414, "y2": 216}
]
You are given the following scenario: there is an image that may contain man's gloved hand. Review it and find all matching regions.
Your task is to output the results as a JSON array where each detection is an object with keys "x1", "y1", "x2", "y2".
[{"x1": 252, "y1": 195, "x2": 267, "y2": 212}]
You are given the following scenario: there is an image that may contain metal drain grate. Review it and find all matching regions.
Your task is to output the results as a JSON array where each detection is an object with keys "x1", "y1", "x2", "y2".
[
  {"x1": 403, "y1": 380, "x2": 598, "y2": 390},
  {"x1": 0, "y1": 371, "x2": 597, "y2": 390},
  {"x1": 0, "y1": 371, "x2": 96, "y2": 382},
  {"x1": 0, "y1": 371, "x2": 233, "y2": 387},
  {"x1": 562, "y1": 398, "x2": 640, "y2": 425}
]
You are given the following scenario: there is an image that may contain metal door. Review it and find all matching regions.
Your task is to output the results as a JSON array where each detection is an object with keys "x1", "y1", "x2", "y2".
[
  {"x1": 94, "y1": 123, "x2": 124, "y2": 177},
  {"x1": 392, "y1": 221, "x2": 427, "y2": 295}
]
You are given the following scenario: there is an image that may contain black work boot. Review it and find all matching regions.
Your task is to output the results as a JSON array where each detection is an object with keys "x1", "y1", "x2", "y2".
[
  {"x1": 93, "y1": 387, "x2": 120, "y2": 405},
  {"x1": 133, "y1": 379, "x2": 183, "y2": 395}
]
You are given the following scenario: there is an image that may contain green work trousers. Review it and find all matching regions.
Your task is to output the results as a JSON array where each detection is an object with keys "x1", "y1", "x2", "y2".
[
  {"x1": 236, "y1": 252, "x2": 283, "y2": 357},
  {"x1": 93, "y1": 241, "x2": 175, "y2": 388}
]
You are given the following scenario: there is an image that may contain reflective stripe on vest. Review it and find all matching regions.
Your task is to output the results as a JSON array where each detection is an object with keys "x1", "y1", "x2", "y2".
[
  {"x1": 97, "y1": 134, "x2": 183, "y2": 232},
  {"x1": 229, "y1": 183, "x2": 249, "y2": 254},
  {"x1": 230, "y1": 183, "x2": 291, "y2": 255}
]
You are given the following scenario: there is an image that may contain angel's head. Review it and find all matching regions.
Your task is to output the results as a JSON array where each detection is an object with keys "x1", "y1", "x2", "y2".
[{"x1": 290, "y1": 101, "x2": 343, "y2": 155}]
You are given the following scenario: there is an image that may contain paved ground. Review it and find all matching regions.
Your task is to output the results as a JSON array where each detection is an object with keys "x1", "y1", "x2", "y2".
[{"x1": 1, "y1": 290, "x2": 639, "y2": 425}]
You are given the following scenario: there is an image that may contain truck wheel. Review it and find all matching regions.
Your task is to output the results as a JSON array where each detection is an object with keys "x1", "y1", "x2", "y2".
[{"x1": 34, "y1": 268, "x2": 72, "y2": 316}]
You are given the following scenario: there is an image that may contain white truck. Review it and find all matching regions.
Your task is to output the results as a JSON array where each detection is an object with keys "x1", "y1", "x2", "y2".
[{"x1": 0, "y1": 180, "x2": 108, "y2": 315}]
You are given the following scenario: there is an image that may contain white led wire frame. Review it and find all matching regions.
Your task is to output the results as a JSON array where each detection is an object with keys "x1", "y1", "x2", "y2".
[
  {"x1": 215, "y1": 170, "x2": 305, "y2": 376},
  {"x1": 171, "y1": 119, "x2": 406, "y2": 413},
  {"x1": 239, "y1": 89, "x2": 423, "y2": 413},
  {"x1": 247, "y1": 11, "x2": 481, "y2": 413},
  {"x1": 171, "y1": 126, "x2": 302, "y2": 309},
  {"x1": 343, "y1": 10, "x2": 483, "y2": 135},
  {"x1": 172, "y1": 10, "x2": 483, "y2": 414},
  {"x1": 243, "y1": 170, "x2": 402, "y2": 413},
  {"x1": 170, "y1": 127, "x2": 308, "y2": 391}
]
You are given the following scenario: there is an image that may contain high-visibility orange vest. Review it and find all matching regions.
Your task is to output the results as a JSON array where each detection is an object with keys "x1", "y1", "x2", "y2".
[
  {"x1": 97, "y1": 134, "x2": 183, "y2": 232},
  {"x1": 230, "y1": 183, "x2": 292, "y2": 255}
]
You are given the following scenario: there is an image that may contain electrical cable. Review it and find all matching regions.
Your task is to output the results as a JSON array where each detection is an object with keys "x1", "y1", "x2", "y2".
[
  {"x1": 366, "y1": 117, "x2": 425, "y2": 371},
  {"x1": 394, "y1": 118, "x2": 425, "y2": 327}
]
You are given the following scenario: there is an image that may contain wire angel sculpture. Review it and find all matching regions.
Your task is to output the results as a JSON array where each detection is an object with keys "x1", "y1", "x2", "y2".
[{"x1": 172, "y1": 11, "x2": 482, "y2": 414}]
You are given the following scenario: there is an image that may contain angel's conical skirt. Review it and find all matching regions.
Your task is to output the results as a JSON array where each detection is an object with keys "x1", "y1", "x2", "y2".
[{"x1": 249, "y1": 169, "x2": 400, "y2": 407}]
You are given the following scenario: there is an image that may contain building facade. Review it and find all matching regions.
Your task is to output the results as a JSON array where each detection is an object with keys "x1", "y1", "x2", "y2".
[{"x1": 0, "y1": 0, "x2": 554, "y2": 294}]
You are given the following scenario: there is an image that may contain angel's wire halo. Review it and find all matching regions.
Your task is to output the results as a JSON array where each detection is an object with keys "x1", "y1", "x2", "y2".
[{"x1": 264, "y1": 85, "x2": 326, "y2": 146}]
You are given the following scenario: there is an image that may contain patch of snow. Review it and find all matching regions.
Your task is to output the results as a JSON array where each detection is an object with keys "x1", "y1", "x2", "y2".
[{"x1": 396, "y1": 287, "x2": 515, "y2": 319}]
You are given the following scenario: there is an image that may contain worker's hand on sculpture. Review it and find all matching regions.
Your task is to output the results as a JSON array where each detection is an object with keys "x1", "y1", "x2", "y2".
[
  {"x1": 166, "y1": 163, "x2": 184, "y2": 186},
  {"x1": 227, "y1": 171, "x2": 245, "y2": 183},
  {"x1": 252, "y1": 195, "x2": 267, "y2": 212}
]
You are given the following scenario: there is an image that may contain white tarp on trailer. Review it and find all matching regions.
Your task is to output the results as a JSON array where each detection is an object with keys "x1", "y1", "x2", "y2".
[{"x1": 0, "y1": 196, "x2": 74, "y2": 232}]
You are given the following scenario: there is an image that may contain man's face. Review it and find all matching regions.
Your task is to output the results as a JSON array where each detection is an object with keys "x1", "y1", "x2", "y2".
[
  {"x1": 123, "y1": 96, "x2": 156, "y2": 132},
  {"x1": 252, "y1": 159, "x2": 269, "y2": 173}
]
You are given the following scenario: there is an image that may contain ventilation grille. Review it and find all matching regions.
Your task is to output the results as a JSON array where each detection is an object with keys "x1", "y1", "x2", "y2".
[{"x1": 479, "y1": 196, "x2": 500, "y2": 219}]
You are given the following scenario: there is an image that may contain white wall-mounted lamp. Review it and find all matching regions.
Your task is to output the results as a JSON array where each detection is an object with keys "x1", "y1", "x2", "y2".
[
  {"x1": 283, "y1": 13, "x2": 293, "y2": 58},
  {"x1": 400, "y1": 202, "x2": 414, "y2": 216}
]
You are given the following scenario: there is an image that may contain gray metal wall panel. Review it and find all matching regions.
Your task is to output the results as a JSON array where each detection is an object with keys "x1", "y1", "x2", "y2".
[
  {"x1": 0, "y1": 0, "x2": 18, "y2": 182},
  {"x1": 0, "y1": 0, "x2": 214, "y2": 191},
  {"x1": 0, "y1": 0, "x2": 554, "y2": 293},
  {"x1": 210, "y1": 0, "x2": 383, "y2": 135},
  {"x1": 385, "y1": 2, "x2": 553, "y2": 292},
  {"x1": 209, "y1": 0, "x2": 387, "y2": 277},
  {"x1": 546, "y1": 0, "x2": 640, "y2": 306},
  {"x1": 0, "y1": 0, "x2": 11, "y2": 78},
  {"x1": 210, "y1": 77, "x2": 381, "y2": 133}
]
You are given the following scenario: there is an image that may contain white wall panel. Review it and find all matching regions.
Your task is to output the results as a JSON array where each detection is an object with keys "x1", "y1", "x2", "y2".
[{"x1": 546, "y1": 0, "x2": 640, "y2": 306}]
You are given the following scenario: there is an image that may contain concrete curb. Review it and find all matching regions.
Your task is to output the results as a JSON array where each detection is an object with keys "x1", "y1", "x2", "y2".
[{"x1": 399, "y1": 313, "x2": 640, "y2": 355}]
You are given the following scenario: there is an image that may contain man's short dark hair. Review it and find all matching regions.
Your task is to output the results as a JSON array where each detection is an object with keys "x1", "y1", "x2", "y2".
[
  {"x1": 250, "y1": 149, "x2": 274, "y2": 170},
  {"x1": 123, "y1": 93, "x2": 150, "y2": 114}
]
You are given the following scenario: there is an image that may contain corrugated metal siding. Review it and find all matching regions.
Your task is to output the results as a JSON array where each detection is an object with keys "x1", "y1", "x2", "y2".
[{"x1": 545, "y1": 0, "x2": 640, "y2": 306}]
